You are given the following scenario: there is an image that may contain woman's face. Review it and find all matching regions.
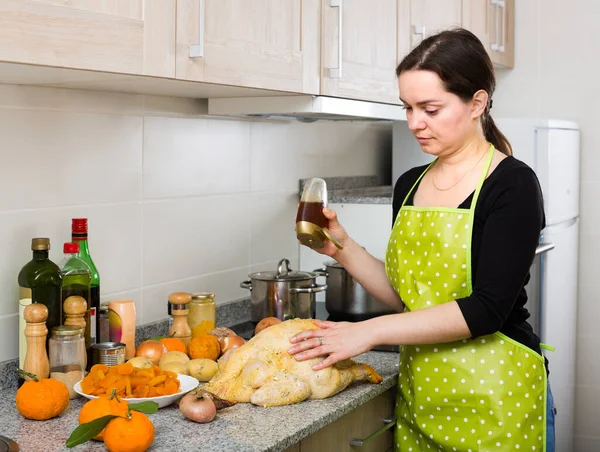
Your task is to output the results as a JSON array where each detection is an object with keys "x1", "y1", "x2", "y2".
[{"x1": 398, "y1": 70, "x2": 480, "y2": 157}]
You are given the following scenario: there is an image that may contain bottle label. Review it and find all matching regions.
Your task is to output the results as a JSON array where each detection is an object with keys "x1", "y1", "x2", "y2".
[
  {"x1": 18, "y1": 288, "x2": 32, "y2": 368},
  {"x1": 90, "y1": 307, "x2": 96, "y2": 342}
]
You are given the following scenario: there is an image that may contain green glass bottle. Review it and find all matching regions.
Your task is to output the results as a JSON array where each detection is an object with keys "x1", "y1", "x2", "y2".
[
  {"x1": 18, "y1": 238, "x2": 62, "y2": 369},
  {"x1": 60, "y1": 242, "x2": 92, "y2": 370},
  {"x1": 71, "y1": 218, "x2": 100, "y2": 345}
]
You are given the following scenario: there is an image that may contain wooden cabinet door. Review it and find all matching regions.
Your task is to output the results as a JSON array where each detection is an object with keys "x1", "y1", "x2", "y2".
[
  {"x1": 408, "y1": 0, "x2": 462, "y2": 48},
  {"x1": 487, "y1": 0, "x2": 514, "y2": 67},
  {"x1": 298, "y1": 387, "x2": 397, "y2": 452},
  {"x1": 0, "y1": 0, "x2": 175, "y2": 76},
  {"x1": 320, "y1": 0, "x2": 399, "y2": 104},
  {"x1": 176, "y1": 0, "x2": 320, "y2": 94},
  {"x1": 462, "y1": 0, "x2": 490, "y2": 50}
]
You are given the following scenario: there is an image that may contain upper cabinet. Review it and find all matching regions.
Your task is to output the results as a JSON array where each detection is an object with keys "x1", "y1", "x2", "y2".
[
  {"x1": 462, "y1": 0, "x2": 515, "y2": 68},
  {"x1": 406, "y1": 0, "x2": 463, "y2": 49},
  {"x1": 0, "y1": 0, "x2": 176, "y2": 76},
  {"x1": 320, "y1": 0, "x2": 399, "y2": 104},
  {"x1": 175, "y1": 0, "x2": 320, "y2": 94}
]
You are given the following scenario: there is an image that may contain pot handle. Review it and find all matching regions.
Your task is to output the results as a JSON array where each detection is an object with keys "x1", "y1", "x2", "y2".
[
  {"x1": 290, "y1": 284, "x2": 327, "y2": 294},
  {"x1": 312, "y1": 268, "x2": 329, "y2": 278},
  {"x1": 240, "y1": 280, "x2": 252, "y2": 291}
]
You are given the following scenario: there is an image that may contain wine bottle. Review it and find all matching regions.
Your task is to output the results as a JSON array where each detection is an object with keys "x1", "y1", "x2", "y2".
[
  {"x1": 18, "y1": 238, "x2": 62, "y2": 371},
  {"x1": 60, "y1": 242, "x2": 92, "y2": 369},
  {"x1": 71, "y1": 218, "x2": 100, "y2": 345}
]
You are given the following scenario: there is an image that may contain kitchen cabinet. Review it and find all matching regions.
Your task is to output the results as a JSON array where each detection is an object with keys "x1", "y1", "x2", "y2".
[
  {"x1": 175, "y1": 0, "x2": 320, "y2": 94},
  {"x1": 462, "y1": 0, "x2": 515, "y2": 68},
  {"x1": 320, "y1": 0, "x2": 400, "y2": 104},
  {"x1": 284, "y1": 387, "x2": 397, "y2": 452},
  {"x1": 406, "y1": 0, "x2": 463, "y2": 49},
  {"x1": 0, "y1": 0, "x2": 176, "y2": 76}
]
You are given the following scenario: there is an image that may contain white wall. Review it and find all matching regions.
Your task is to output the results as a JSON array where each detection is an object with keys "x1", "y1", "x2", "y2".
[
  {"x1": 493, "y1": 1, "x2": 600, "y2": 450},
  {"x1": 0, "y1": 83, "x2": 391, "y2": 363}
]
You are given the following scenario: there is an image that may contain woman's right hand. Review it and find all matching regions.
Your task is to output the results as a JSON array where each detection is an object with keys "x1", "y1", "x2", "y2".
[{"x1": 311, "y1": 207, "x2": 349, "y2": 258}]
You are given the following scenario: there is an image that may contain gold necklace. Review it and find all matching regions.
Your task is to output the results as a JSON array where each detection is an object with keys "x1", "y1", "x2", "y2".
[{"x1": 431, "y1": 148, "x2": 489, "y2": 192}]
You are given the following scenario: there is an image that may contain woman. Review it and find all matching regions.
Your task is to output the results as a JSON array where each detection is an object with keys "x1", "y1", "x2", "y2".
[{"x1": 288, "y1": 28, "x2": 555, "y2": 451}]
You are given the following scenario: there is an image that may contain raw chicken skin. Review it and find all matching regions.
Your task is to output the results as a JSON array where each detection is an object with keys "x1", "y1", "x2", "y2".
[{"x1": 202, "y1": 319, "x2": 382, "y2": 407}]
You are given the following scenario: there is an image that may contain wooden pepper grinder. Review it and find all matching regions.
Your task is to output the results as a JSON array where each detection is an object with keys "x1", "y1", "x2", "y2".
[
  {"x1": 64, "y1": 295, "x2": 89, "y2": 370},
  {"x1": 23, "y1": 303, "x2": 50, "y2": 381},
  {"x1": 168, "y1": 292, "x2": 192, "y2": 346}
]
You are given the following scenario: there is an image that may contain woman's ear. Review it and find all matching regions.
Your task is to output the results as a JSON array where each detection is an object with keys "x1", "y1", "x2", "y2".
[{"x1": 471, "y1": 89, "x2": 489, "y2": 119}]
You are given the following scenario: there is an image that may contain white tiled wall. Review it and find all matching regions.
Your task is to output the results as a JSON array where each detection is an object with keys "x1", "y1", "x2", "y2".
[
  {"x1": 493, "y1": 1, "x2": 600, "y2": 450},
  {"x1": 0, "y1": 83, "x2": 391, "y2": 363}
]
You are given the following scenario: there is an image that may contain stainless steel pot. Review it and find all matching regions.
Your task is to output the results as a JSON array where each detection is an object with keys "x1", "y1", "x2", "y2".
[
  {"x1": 240, "y1": 258, "x2": 327, "y2": 323},
  {"x1": 314, "y1": 261, "x2": 394, "y2": 317}
]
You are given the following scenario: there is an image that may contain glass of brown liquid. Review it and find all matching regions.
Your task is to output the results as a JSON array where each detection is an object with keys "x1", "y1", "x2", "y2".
[{"x1": 296, "y1": 178, "x2": 342, "y2": 250}]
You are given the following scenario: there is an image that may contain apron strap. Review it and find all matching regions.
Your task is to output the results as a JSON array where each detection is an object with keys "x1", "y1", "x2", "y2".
[
  {"x1": 540, "y1": 343, "x2": 556, "y2": 352},
  {"x1": 468, "y1": 145, "x2": 496, "y2": 210},
  {"x1": 401, "y1": 160, "x2": 436, "y2": 208}
]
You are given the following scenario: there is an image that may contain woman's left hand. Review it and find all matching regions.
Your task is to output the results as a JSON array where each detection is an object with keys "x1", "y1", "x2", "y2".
[{"x1": 287, "y1": 320, "x2": 374, "y2": 371}]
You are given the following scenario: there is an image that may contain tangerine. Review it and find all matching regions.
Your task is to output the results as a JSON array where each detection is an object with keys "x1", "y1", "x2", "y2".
[
  {"x1": 16, "y1": 375, "x2": 69, "y2": 421},
  {"x1": 188, "y1": 334, "x2": 220, "y2": 360},
  {"x1": 78, "y1": 392, "x2": 129, "y2": 441},
  {"x1": 159, "y1": 337, "x2": 187, "y2": 354},
  {"x1": 103, "y1": 410, "x2": 155, "y2": 452}
]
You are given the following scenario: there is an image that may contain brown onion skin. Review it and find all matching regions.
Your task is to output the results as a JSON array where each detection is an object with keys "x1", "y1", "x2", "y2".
[
  {"x1": 179, "y1": 392, "x2": 217, "y2": 423},
  {"x1": 254, "y1": 317, "x2": 282, "y2": 335},
  {"x1": 135, "y1": 340, "x2": 166, "y2": 365},
  {"x1": 220, "y1": 336, "x2": 246, "y2": 355}
]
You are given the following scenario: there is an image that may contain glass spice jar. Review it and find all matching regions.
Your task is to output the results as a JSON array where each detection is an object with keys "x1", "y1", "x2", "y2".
[
  {"x1": 188, "y1": 292, "x2": 216, "y2": 337},
  {"x1": 49, "y1": 325, "x2": 86, "y2": 399}
]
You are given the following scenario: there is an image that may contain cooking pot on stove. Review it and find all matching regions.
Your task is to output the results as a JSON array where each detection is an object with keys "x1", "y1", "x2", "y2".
[
  {"x1": 314, "y1": 261, "x2": 394, "y2": 317},
  {"x1": 240, "y1": 258, "x2": 327, "y2": 324}
]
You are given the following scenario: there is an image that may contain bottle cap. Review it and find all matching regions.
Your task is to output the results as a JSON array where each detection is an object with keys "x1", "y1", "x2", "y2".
[
  {"x1": 31, "y1": 238, "x2": 50, "y2": 251},
  {"x1": 63, "y1": 242, "x2": 80, "y2": 254},
  {"x1": 72, "y1": 218, "x2": 88, "y2": 234}
]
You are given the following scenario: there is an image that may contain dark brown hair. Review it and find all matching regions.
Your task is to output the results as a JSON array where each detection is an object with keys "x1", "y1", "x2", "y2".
[{"x1": 396, "y1": 28, "x2": 512, "y2": 156}]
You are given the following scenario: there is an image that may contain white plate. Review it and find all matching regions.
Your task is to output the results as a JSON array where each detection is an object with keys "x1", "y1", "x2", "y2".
[{"x1": 73, "y1": 373, "x2": 199, "y2": 408}]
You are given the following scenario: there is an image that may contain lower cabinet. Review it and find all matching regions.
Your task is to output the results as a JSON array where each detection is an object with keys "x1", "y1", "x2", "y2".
[{"x1": 285, "y1": 387, "x2": 397, "y2": 452}]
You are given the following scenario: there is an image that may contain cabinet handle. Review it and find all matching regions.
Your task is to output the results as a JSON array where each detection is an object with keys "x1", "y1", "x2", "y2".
[
  {"x1": 491, "y1": 0, "x2": 506, "y2": 52},
  {"x1": 349, "y1": 417, "x2": 397, "y2": 447},
  {"x1": 413, "y1": 24, "x2": 426, "y2": 44},
  {"x1": 328, "y1": 0, "x2": 343, "y2": 78},
  {"x1": 535, "y1": 242, "x2": 555, "y2": 256},
  {"x1": 189, "y1": 0, "x2": 205, "y2": 58}
]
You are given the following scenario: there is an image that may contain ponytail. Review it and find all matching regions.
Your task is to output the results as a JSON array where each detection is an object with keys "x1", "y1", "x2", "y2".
[{"x1": 482, "y1": 113, "x2": 513, "y2": 156}]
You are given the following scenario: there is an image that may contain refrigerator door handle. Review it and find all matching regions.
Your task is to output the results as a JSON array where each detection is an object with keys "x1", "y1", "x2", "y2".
[{"x1": 535, "y1": 242, "x2": 555, "y2": 255}]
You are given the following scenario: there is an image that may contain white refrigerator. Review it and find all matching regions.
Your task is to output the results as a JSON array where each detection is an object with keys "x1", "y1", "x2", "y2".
[{"x1": 393, "y1": 119, "x2": 581, "y2": 452}]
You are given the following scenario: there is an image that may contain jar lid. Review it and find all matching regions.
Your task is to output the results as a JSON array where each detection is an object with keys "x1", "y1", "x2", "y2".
[
  {"x1": 191, "y1": 292, "x2": 215, "y2": 301},
  {"x1": 248, "y1": 258, "x2": 316, "y2": 282},
  {"x1": 52, "y1": 325, "x2": 84, "y2": 336},
  {"x1": 99, "y1": 303, "x2": 109, "y2": 313}
]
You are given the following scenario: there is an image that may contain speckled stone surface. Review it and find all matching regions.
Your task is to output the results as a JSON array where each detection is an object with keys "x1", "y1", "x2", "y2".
[
  {"x1": 299, "y1": 175, "x2": 382, "y2": 193},
  {"x1": 0, "y1": 359, "x2": 18, "y2": 391},
  {"x1": 0, "y1": 351, "x2": 399, "y2": 452}
]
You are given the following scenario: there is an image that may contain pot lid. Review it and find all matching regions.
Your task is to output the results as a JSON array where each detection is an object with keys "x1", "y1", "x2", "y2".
[{"x1": 249, "y1": 258, "x2": 315, "y2": 282}]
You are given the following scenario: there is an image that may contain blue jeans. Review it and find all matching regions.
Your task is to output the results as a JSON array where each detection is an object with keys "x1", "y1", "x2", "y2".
[{"x1": 547, "y1": 384, "x2": 556, "y2": 452}]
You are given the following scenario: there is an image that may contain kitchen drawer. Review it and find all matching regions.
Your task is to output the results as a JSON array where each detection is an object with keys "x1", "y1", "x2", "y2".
[{"x1": 289, "y1": 387, "x2": 397, "y2": 452}]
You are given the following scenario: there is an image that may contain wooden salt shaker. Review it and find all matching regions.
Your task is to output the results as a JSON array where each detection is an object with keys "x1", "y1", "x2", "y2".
[
  {"x1": 23, "y1": 303, "x2": 50, "y2": 380},
  {"x1": 64, "y1": 295, "x2": 89, "y2": 370},
  {"x1": 168, "y1": 292, "x2": 192, "y2": 346}
]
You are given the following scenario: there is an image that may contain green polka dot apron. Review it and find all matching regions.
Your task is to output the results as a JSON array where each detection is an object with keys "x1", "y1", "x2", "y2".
[{"x1": 385, "y1": 146, "x2": 548, "y2": 451}]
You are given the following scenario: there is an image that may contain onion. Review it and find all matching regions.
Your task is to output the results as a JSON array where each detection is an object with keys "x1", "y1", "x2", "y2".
[
  {"x1": 220, "y1": 335, "x2": 246, "y2": 355},
  {"x1": 135, "y1": 340, "x2": 166, "y2": 365},
  {"x1": 179, "y1": 392, "x2": 216, "y2": 423},
  {"x1": 208, "y1": 327, "x2": 237, "y2": 349}
]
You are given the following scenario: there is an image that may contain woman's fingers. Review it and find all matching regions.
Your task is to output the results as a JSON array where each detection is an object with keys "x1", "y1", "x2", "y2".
[
  {"x1": 313, "y1": 320, "x2": 336, "y2": 329},
  {"x1": 312, "y1": 354, "x2": 339, "y2": 371},
  {"x1": 288, "y1": 336, "x2": 323, "y2": 355},
  {"x1": 289, "y1": 329, "x2": 318, "y2": 344}
]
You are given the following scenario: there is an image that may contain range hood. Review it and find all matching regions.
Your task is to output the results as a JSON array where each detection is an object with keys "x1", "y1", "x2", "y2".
[{"x1": 207, "y1": 95, "x2": 407, "y2": 122}]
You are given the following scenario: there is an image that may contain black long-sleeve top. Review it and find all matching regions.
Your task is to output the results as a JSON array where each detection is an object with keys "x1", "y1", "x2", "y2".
[{"x1": 392, "y1": 156, "x2": 546, "y2": 356}]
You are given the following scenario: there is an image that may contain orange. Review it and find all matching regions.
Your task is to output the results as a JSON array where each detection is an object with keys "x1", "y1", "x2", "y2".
[
  {"x1": 159, "y1": 337, "x2": 187, "y2": 354},
  {"x1": 78, "y1": 393, "x2": 129, "y2": 441},
  {"x1": 192, "y1": 320, "x2": 216, "y2": 338},
  {"x1": 103, "y1": 410, "x2": 155, "y2": 452},
  {"x1": 16, "y1": 377, "x2": 70, "y2": 421},
  {"x1": 188, "y1": 334, "x2": 220, "y2": 360}
]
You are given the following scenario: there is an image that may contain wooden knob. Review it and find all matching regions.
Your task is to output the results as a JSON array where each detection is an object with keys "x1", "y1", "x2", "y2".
[
  {"x1": 64, "y1": 296, "x2": 87, "y2": 316},
  {"x1": 168, "y1": 292, "x2": 191, "y2": 305},
  {"x1": 24, "y1": 303, "x2": 48, "y2": 323}
]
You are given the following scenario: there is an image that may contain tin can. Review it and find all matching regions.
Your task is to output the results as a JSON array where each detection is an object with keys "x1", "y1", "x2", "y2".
[{"x1": 91, "y1": 342, "x2": 126, "y2": 367}]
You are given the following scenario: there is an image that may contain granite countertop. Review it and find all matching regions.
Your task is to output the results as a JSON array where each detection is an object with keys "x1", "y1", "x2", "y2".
[
  {"x1": 0, "y1": 351, "x2": 399, "y2": 452},
  {"x1": 299, "y1": 175, "x2": 393, "y2": 205}
]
